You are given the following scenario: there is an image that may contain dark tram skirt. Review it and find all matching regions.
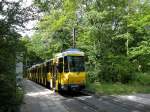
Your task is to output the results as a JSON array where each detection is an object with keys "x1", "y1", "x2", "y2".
[{"x1": 61, "y1": 84, "x2": 85, "y2": 91}]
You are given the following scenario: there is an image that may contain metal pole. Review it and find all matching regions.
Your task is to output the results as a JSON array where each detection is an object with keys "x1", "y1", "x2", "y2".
[{"x1": 73, "y1": 27, "x2": 76, "y2": 48}]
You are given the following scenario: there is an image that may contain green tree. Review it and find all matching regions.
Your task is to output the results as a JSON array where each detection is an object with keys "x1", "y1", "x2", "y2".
[
  {"x1": 128, "y1": 0, "x2": 150, "y2": 72},
  {"x1": 77, "y1": 0, "x2": 137, "y2": 83},
  {"x1": 29, "y1": 0, "x2": 150, "y2": 84},
  {"x1": 0, "y1": 1, "x2": 36, "y2": 111},
  {"x1": 26, "y1": 0, "x2": 80, "y2": 60}
]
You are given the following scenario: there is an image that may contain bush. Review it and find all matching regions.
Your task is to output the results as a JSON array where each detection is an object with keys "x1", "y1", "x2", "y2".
[
  {"x1": 136, "y1": 73, "x2": 150, "y2": 85},
  {"x1": 100, "y1": 56, "x2": 136, "y2": 83},
  {"x1": 0, "y1": 75, "x2": 15, "y2": 112},
  {"x1": 86, "y1": 55, "x2": 137, "y2": 84},
  {"x1": 86, "y1": 62, "x2": 101, "y2": 82},
  {"x1": 0, "y1": 74, "x2": 23, "y2": 112}
]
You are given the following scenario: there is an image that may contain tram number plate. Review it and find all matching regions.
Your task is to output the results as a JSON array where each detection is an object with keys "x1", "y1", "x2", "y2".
[{"x1": 71, "y1": 85, "x2": 79, "y2": 88}]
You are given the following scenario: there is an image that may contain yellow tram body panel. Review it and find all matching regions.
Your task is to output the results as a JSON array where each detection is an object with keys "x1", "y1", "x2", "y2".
[
  {"x1": 60, "y1": 72, "x2": 86, "y2": 85},
  {"x1": 54, "y1": 72, "x2": 86, "y2": 91},
  {"x1": 47, "y1": 72, "x2": 52, "y2": 81}
]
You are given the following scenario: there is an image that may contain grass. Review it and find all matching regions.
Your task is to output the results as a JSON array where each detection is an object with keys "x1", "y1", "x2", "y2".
[
  {"x1": 86, "y1": 82, "x2": 150, "y2": 95},
  {"x1": 136, "y1": 72, "x2": 150, "y2": 85},
  {"x1": 16, "y1": 87, "x2": 24, "y2": 105},
  {"x1": 86, "y1": 72, "x2": 150, "y2": 95},
  {"x1": 12, "y1": 86, "x2": 24, "y2": 112}
]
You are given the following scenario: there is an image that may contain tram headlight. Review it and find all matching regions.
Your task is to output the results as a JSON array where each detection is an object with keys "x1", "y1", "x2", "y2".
[
  {"x1": 61, "y1": 85, "x2": 68, "y2": 90},
  {"x1": 80, "y1": 80, "x2": 84, "y2": 84}
]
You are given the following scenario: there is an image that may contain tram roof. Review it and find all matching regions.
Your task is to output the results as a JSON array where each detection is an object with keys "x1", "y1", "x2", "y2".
[
  {"x1": 55, "y1": 48, "x2": 84, "y2": 58},
  {"x1": 45, "y1": 59, "x2": 53, "y2": 63}
]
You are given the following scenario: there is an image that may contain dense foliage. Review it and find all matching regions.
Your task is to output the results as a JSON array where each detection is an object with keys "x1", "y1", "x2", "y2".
[
  {"x1": 1, "y1": 0, "x2": 149, "y2": 111},
  {"x1": 25, "y1": 0, "x2": 150, "y2": 84},
  {"x1": 0, "y1": 1, "x2": 35, "y2": 112}
]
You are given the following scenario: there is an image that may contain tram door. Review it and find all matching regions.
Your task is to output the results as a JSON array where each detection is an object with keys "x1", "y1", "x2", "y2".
[
  {"x1": 51, "y1": 60, "x2": 56, "y2": 89},
  {"x1": 49, "y1": 61, "x2": 55, "y2": 89},
  {"x1": 53, "y1": 58, "x2": 63, "y2": 90},
  {"x1": 57, "y1": 58, "x2": 63, "y2": 88}
]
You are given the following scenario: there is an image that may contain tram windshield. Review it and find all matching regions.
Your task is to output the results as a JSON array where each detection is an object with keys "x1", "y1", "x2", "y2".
[{"x1": 67, "y1": 56, "x2": 85, "y2": 72}]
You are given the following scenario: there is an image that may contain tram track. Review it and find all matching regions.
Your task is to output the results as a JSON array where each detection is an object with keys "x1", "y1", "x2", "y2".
[
  {"x1": 80, "y1": 90, "x2": 150, "y2": 112},
  {"x1": 100, "y1": 96, "x2": 150, "y2": 112},
  {"x1": 58, "y1": 91, "x2": 101, "y2": 112},
  {"x1": 73, "y1": 97, "x2": 104, "y2": 112},
  {"x1": 60, "y1": 90, "x2": 150, "y2": 112},
  {"x1": 62, "y1": 97, "x2": 102, "y2": 112}
]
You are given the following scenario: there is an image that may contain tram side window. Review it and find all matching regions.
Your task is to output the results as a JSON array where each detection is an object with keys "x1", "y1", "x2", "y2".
[
  {"x1": 58, "y1": 58, "x2": 63, "y2": 73},
  {"x1": 43, "y1": 65, "x2": 46, "y2": 75},
  {"x1": 38, "y1": 68, "x2": 39, "y2": 77},
  {"x1": 50, "y1": 62, "x2": 52, "y2": 73},
  {"x1": 45, "y1": 65, "x2": 47, "y2": 74},
  {"x1": 64, "y1": 56, "x2": 69, "y2": 72},
  {"x1": 46, "y1": 62, "x2": 49, "y2": 73}
]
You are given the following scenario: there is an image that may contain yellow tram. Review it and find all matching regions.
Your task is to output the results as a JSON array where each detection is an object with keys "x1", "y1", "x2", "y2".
[{"x1": 27, "y1": 49, "x2": 86, "y2": 91}]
